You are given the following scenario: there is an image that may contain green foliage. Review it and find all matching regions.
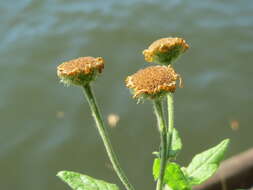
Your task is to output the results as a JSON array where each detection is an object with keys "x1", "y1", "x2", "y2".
[
  {"x1": 153, "y1": 139, "x2": 230, "y2": 189},
  {"x1": 153, "y1": 159, "x2": 191, "y2": 190},
  {"x1": 164, "y1": 163, "x2": 191, "y2": 190},
  {"x1": 168, "y1": 128, "x2": 182, "y2": 158},
  {"x1": 153, "y1": 158, "x2": 160, "y2": 180},
  {"x1": 57, "y1": 171, "x2": 120, "y2": 190},
  {"x1": 185, "y1": 139, "x2": 230, "y2": 185}
]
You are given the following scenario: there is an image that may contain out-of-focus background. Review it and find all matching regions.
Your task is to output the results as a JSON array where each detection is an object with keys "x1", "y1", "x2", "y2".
[{"x1": 0, "y1": 0, "x2": 252, "y2": 189}]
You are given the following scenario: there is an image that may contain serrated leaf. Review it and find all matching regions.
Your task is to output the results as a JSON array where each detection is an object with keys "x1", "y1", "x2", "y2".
[
  {"x1": 168, "y1": 128, "x2": 182, "y2": 158},
  {"x1": 185, "y1": 139, "x2": 230, "y2": 185},
  {"x1": 57, "y1": 171, "x2": 120, "y2": 190},
  {"x1": 153, "y1": 159, "x2": 191, "y2": 190}
]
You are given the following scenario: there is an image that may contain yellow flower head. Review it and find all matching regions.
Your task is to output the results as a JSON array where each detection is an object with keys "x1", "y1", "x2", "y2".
[
  {"x1": 125, "y1": 65, "x2": 182, "y2": 99},
  {"x1": 143, "y1": 37, "x2": 189, "y2": 65},
  {"x1": 57, "y1": 56, "x2": 104, "y2": 86}
]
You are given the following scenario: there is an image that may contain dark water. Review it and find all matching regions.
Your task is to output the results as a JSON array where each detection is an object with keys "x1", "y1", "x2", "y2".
[{"x1": 0, "y1": 0, "x2": 253, "y2": 189}]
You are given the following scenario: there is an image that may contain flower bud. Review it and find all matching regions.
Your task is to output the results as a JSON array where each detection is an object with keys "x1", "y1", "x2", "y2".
[
  {"x1": 57, "y1": 56, "x2": 104, "y2": 86},
  {"x1": 143, "y1": 37, "x2": 189, "y2": 65},
  {"x1": 125, "y1": 65, "x2": 182, "y2": 99}
]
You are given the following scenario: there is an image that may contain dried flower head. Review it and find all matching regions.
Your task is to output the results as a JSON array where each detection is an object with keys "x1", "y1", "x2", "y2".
[
  {"x1": 125, "y1": 65, "x2": 182, "y2": 99},
  {"x1": 143, "y1": 37, "x2": 189, "y2": 65},
  {"x1": 57, "y1": 56, "x2": 104, "y2": 86}
]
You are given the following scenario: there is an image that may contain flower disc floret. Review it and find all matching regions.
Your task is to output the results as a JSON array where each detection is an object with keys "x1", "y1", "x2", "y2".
[
  {"x1": 125, "y1": 65, "x2": 182, "y2": 99},
  {"x1": 57, "y1": 56, "x2": 104, "y2": 86},
  {"x1": 143, "y1": 37, "x2": 189, "y2": 65}
]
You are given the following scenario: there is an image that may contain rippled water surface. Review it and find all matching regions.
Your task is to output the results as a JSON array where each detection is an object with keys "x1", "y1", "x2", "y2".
[{"x1": 1, "y1": 0, "x2": 253, "y2": 189}]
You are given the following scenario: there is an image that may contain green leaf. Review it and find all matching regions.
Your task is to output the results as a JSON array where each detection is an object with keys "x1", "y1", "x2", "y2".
[
  {"x1": 164, "y1": 162, "x2": 191, "y2": 190},
  {"x1": 57, "y1": 171, "x2": 120, "y2": 190},
  {"x1": 153, "y1": 159, "x2": 191, "y2": 190},
  {"x1": 153, "y1": 158, "x2": 160, "y2": 180},
  {"x1": 185, "y1": 139, "x2": 230, "y2": 185},
  {"x1": 168, "y1": 128, "x2": 182, "y2": 158}
]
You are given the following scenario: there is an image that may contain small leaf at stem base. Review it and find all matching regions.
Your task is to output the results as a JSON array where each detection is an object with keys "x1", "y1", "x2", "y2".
[
  {"x1": 168, "y1": 128, "x2": 182, "y2": 158},
  {"x1": 153, "y1": 159, "x2": 191, "y2": 190}
]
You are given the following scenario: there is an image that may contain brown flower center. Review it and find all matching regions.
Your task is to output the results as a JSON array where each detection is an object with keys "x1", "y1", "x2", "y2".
[
  {"x1": 57, "y1": 56, "x2": 104, "y2": 77},
  {"x1": 126, "y1": 65, "x2": 182, "y2": 98}
]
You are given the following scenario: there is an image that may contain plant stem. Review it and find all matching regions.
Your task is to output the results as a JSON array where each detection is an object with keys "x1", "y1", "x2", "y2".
[
  {"x1": 82, "y1": 84, "x2": 135, "y2": 190},
  {"x1": 167, "y1": 93, "x2": 174, "y2": 158},
  {"x1": 153, "y1": 100, "x2": 167, "y2": 190}
]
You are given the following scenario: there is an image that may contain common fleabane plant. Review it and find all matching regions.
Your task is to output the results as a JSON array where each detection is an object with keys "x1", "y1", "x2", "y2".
[{"x1": 56, "y1": 37, "x2": 230, "y2": 190}]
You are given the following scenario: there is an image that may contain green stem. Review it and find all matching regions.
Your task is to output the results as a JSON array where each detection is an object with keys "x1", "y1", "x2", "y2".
[
  {"x1": 153, "y1": 100, "x2": 167, "y2": 190},
  {"x1": 167, "y1": 93, "x2": 174, "y2": 159},
  {"x1": 82, "y1": 84, "x2": 135, "y2": 190}
]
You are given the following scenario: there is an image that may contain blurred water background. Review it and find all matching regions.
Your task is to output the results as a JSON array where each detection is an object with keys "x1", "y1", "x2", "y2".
[{"x1": 0, "y1": 0, "x2": 253, "y2": 189}]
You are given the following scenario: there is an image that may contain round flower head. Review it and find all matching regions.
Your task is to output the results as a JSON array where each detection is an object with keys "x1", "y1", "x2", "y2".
[
  {"x1": 57, "y1": 56, "x2": 104, "y2": 86},
  {"x1": 125, "y1": 65, "x2": 182, "y2": 99},
  {"x1": 143, "y1": 37, "x2": 189, "y2": 65}
]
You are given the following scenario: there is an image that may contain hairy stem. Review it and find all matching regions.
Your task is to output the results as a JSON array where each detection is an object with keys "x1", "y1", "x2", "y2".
[
  {"x1": 82, "y1": 84, "x2": 135, "y2": 190},
  {"x1": 153, "y1": 100, "x2": 167, "y2": 190},
  {"x1": 167, "y1": 93, "x2": 174, "y2": 158}
]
